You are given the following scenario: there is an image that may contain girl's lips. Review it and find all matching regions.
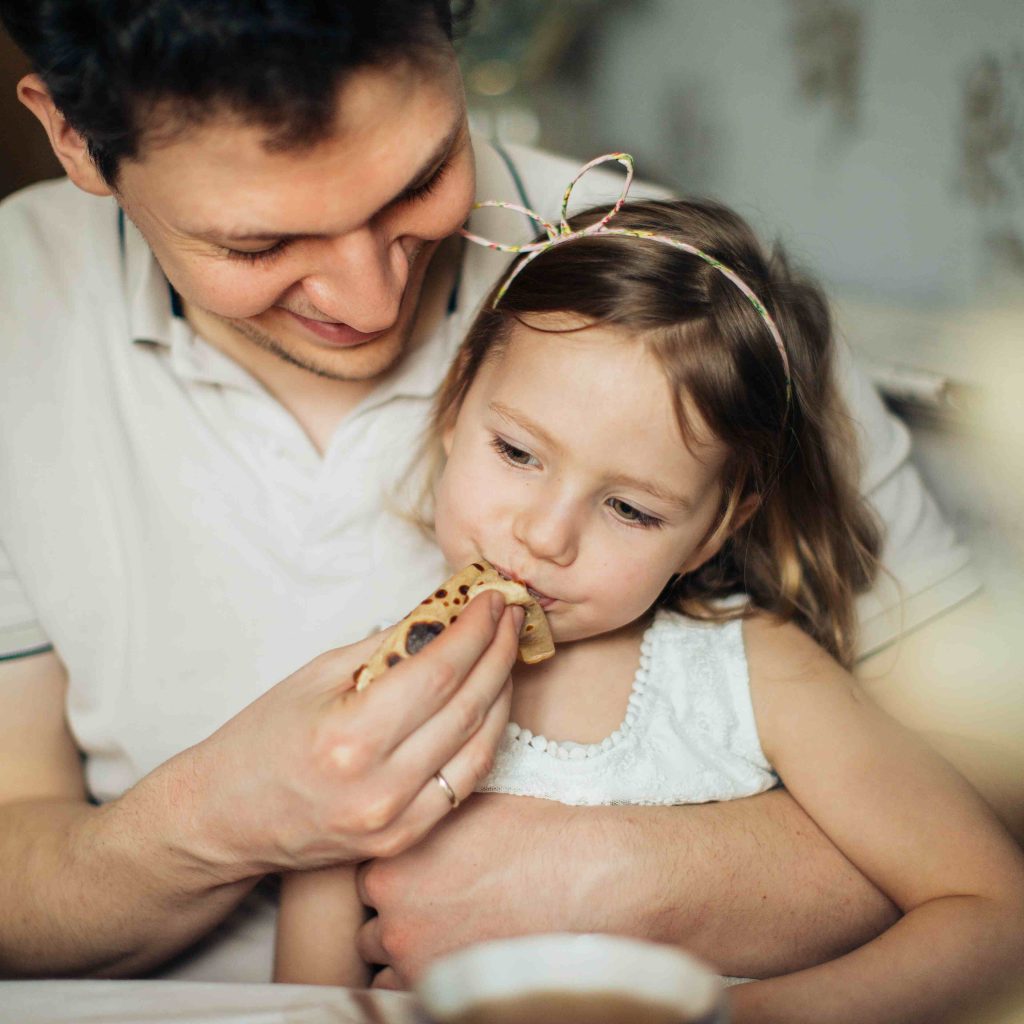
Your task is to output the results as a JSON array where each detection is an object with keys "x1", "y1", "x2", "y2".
[
  {"x1": 283, "y1": 309, "x2": 385, "y2": 347},
  {"x1": 493, "y1": 564, "x2": 556, "y2": 609}
]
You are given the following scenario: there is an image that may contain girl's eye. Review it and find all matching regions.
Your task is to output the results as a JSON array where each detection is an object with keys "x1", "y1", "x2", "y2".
[
  {"x1": 607, "y1": 498, "x2": 663, "y2": 529},
  {"x1": 490, "y1": 436, "x2": 538, "y2": 467},
  {"x1": 223, "y1": 239, "x2": 292, "y2": 264}
]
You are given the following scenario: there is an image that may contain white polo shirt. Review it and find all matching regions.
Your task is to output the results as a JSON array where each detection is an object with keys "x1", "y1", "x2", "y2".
[{"x1": 0, "y1": 139, "x2": 978, "y2": 980}]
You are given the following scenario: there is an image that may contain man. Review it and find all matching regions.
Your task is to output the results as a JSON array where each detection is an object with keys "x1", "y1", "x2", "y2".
[{"x1": 0, "y1": 0, "x2": 998, "y2": 986}]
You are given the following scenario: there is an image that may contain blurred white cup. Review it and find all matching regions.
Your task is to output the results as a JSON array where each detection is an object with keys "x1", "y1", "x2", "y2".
[{"x1": 414, "y1": 932, "x2": 726, "y2": 1024}]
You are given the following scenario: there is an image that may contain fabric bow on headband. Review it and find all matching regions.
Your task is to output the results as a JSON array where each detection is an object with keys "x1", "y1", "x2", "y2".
[{"x1": 460, "y1": 152, "x2": 791, "y2": 398}]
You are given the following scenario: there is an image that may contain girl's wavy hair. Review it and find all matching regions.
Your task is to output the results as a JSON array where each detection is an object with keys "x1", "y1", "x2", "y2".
[
  {"x1": 0, "y1": 0, "x2": 473, "y2": 187},
  {"x1": 428, "y1": 198, "x2": 881, "y2": 667}
]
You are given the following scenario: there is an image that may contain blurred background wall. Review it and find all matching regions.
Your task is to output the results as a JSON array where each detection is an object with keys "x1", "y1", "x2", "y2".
[{"x1": 461, "y1": 0, "x2": 1023, "y2": 312}]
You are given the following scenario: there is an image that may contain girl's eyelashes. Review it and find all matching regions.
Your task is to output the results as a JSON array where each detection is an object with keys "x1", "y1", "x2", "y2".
[
  {"x1": 489, "y1": 434, "x2": 664, "y2": 530},
  {"x1": 490, "y1": 435, "x2": 538, "y2": 467},
  {"x1": 222, "y1": 239, "x2": 292, "y2": 264},
  {"x1": 607, "y1": 497, "x2": 664, "y2": 530}
]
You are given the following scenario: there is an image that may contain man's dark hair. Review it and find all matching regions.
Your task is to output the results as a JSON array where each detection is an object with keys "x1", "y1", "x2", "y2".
[{"x1": 0, "y1": 0, "x2": 473, "y2": 186}]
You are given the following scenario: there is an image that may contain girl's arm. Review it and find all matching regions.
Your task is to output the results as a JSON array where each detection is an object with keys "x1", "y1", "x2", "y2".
[
  {"x1": 275, "y1": 866, "x2": 370, "y2": 987},
  {"x1": 733, "y1": 615, "x2": 1024, "y2": 1024}
]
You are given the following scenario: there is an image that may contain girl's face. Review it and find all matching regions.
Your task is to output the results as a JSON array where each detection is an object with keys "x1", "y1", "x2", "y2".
[{"x1": 434, "y1": 318, "x2": 731, "y2": 644}]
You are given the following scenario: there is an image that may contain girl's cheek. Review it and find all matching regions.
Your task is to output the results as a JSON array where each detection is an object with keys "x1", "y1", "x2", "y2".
[{"x1": 433, "y1": 474, "x2": 469, "y2": 564}]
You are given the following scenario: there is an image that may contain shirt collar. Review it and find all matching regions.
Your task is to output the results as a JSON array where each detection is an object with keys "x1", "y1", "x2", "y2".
[{"x1": 123, "y1": 207, "x2": 181, "y2": 351}]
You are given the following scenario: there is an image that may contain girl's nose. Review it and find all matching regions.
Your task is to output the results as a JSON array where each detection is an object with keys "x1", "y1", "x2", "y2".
[
  {"x1": 300, "y1": 227, "x2": 410, "y2": 333},
  {"x1": 512, "y1": 495, "x2": 579, "y2": 567}
]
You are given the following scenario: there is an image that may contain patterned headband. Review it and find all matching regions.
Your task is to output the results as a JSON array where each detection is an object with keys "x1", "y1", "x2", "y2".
[{"x1": 461, "y1": 152, "x2": 791, "y2": 399}]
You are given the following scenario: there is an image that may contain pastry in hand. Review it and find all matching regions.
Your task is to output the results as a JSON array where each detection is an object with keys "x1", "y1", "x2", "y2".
[{"x1": 353, "y1": 560, "x2": 555, "y2": 690}]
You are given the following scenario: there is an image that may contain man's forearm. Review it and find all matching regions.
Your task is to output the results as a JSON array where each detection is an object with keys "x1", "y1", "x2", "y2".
[
  {"x1": 0, "y1": 786, "x2": 256, "y2": 978},
  {"x1": 359, "y1": 789, "x2": 901, "y2": 984},
  {"x1": 592, "y1": 789, "x2": 899, "y2": 978}
]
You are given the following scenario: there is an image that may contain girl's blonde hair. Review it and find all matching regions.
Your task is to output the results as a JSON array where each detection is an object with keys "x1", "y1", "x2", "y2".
[{"x1": 429, "y1": 198, "x2": 881, "y2": 667}]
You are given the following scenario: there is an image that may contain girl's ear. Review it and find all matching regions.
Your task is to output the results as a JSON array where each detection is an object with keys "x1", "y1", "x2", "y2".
[
  {"x1": 17, "y1": 74, "x2": 113, "y2": 198},
  {"x1": 676, "y1": 493, "x2": 759, "y2": 575}
]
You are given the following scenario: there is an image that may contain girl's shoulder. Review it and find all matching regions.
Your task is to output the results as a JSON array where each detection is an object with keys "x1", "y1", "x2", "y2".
[
  {"x1": 739, "y1": 610, "x2": 848, "y2": 685},
  {"x1": 737, "y1": 610, "x2": 861, "y2": 766}
]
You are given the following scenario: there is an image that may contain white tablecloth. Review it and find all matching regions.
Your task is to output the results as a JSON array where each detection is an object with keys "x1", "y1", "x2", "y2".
[{"x1": 0, "y1": 980, "x2": 422, "y2": 1024}]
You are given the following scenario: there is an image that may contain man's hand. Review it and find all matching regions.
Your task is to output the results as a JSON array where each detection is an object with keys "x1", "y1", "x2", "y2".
[
  {"x1": 169, "y1": 591, "x2": 521, "y2": 884},
  {"x1": 356, "y1": 789, "x2": 900, "y2": 987},
  {"x1": 357, "y1": 794, "x2": 588, "y2": 988},
  {"x1": 0, "y1": 592, "x2": 519, "y2": 978}
]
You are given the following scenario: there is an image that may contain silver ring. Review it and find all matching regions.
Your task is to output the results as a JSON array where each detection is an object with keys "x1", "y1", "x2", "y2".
[{"x1": 434, "y1": 770, "x2": 460, "y2": 809}]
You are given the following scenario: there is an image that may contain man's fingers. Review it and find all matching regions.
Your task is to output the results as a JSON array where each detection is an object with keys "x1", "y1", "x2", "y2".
[
  {"x1": 355, "y1": 860, "x2": 374, "y2": 909},
  {"x1": 386, "y1": 608, "x2": 518, "y2": 792},
  {"x1": 350, "y1": 591, "x2": 509, "y2": 753},
  {"x1": 326, "y1": 630, "x2": 388, "y2": 695},
  {"x1": 391, "y1": 663, "x2": 512, "y2": 815},
  {"x1": 303, "y1": 596, "x2": 517, "y2": 862},
  {"x1": 352, "y1": 674, "x2": 511, "y2": 862},
  {"x1": 371, "y1": 966, "x2": 405, "y2": 990},
  {"x1": 356, "y1": 913, "x2": 386, "y2": 965}
]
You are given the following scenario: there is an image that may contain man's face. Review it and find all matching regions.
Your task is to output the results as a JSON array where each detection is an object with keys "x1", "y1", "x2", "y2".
[{"x1": 115, "y1": 54, "x2": 474, "y2": 382}]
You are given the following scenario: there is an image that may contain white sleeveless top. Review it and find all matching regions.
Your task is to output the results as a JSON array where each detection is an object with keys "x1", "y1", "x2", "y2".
[{"x1": 478, "y1": 609, "x2": 778, "y2": 806}]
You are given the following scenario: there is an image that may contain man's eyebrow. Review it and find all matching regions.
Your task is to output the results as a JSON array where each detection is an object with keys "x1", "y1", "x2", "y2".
[
  {"x1": 191, "y1": 119, "x2": 466, "y2": 243},
  {"x1": 388, "y1": 118, "x2": 465, "y2": 205},
  {"x1": 490, "y1": 401, "x2": 693, "y2": 512}
]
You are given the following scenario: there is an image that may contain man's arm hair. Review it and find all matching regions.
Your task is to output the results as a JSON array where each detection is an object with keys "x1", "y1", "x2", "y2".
[
  {"x1": 0, "y1": 650, "x2": 254, "y2": 978},
  {"x1": 357, "y1": 788, "x2": 900, "y2": 984}
]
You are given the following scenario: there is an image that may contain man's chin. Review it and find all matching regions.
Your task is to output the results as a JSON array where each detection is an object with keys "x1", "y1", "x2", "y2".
[{"x1": 231, "y1": 317, "x2": 406, "y2": 383}]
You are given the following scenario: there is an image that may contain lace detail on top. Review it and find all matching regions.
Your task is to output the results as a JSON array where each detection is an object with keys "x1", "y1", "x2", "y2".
[{"x1": 476, "y1": 609, "x2": 778, "y2": 806}]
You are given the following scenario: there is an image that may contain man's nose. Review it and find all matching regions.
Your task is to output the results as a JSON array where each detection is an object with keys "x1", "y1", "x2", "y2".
[
  {"x1": 300, "y1": 228, "x2": 411, "y2": 332},
  {"x1": 513, "y1": 492, "x2": 580, "y2": 567}
]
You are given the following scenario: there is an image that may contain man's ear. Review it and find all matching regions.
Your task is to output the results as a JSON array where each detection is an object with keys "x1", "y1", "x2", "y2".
[
  {"x1": 17, "y1": 74, "x2": 113, "y2": 197},
  {"x1": 676, "y1": 493, "x2": 759, "y2": 575}
]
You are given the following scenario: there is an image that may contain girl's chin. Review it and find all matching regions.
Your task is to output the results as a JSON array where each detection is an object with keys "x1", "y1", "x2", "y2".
[{"x1": 555, "y1": 613, "x2": 653, "y2": 646}]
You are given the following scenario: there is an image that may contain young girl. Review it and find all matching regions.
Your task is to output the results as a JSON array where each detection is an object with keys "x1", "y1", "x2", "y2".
[{"x1": 274, "y1": 156, "x2": 1024, "y2": 1021}]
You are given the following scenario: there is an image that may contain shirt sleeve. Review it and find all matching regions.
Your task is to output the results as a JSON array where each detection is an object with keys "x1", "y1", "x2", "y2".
[
  {"x1": 838, "y1": 343, "x2": 981, "y2": 658},
  {"x1": 0, "y1": 536, "x2": 52, "y2": 660}
]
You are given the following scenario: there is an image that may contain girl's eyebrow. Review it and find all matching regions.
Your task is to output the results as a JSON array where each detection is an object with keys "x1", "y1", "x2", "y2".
[
  {"x1": 489, "y1": 401, "x2": 694, "y2": 512},
  {"x1": 491, "y1": 401, "x2": 562, "y2": 453},
  {"x1": 611, "y1": 471, "x2": 694, "y2": 512}
]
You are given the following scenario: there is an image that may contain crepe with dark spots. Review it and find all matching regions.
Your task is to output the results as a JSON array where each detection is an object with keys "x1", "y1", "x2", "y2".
[{"x1": 353, "y1": 559, "x2": 554, "y2": 691}]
